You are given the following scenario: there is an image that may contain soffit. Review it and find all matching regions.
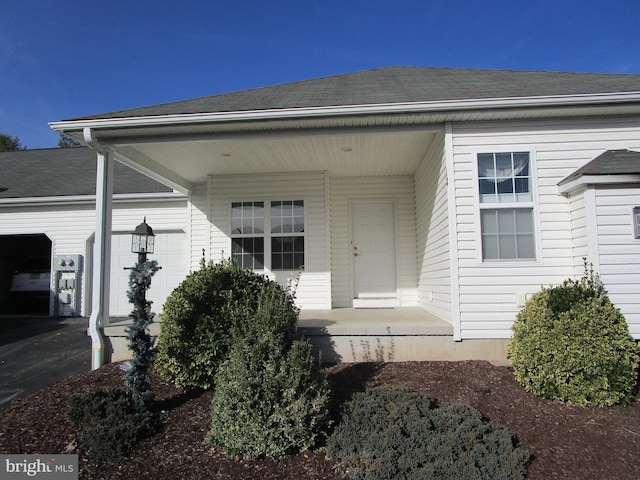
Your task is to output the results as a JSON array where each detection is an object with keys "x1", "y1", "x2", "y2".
[{"x1": 117, "y1": 129, "x2": 440, "y2": 183}]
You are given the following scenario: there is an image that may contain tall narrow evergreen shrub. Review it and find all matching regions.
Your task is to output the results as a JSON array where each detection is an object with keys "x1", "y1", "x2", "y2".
[{"x1": 122, "y1": 258, "x2": 160, "y2": 413}]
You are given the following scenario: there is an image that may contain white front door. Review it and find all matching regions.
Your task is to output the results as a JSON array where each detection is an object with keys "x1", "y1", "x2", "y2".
[{"x1": 351, "y1": 201, "x2": 397, "y2": 307}]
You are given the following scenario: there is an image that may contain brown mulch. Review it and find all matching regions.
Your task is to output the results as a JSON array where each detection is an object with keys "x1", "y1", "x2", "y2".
[{"x1": 1, "y1": 361, "x2": 639, "y2": 479}]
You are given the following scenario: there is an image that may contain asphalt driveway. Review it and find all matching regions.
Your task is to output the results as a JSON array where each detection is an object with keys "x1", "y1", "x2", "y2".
[{"x1": 0, "y1": 316, "x2": 91, "y2": 411}]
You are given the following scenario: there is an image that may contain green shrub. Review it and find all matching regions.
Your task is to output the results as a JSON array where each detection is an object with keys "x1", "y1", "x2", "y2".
[
  {"x1": 327, "y1": 386, "x2": 529, "y2": 480},
  {"x1": 155, "y1": 258, "x2": 298, "y2": 389},
  {"x1": 210, "y1": 287, "x2": 332, "y2": 458},
  {"x1": 67, "y1": 387, "x2": 158, "y2": 463},
  {"x1": 508, "y1": 265, "x2": 639, "y2": 406}
]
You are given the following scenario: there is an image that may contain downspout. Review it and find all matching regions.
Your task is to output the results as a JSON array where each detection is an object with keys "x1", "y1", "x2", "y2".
[{"x1": 84, "y1": 127, "x2": 113, "y2": 370}]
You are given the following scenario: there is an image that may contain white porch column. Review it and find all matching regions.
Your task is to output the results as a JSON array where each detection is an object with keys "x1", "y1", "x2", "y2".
[{"x1": 89, "y1": 147, "x2": 113, "y2": 369}]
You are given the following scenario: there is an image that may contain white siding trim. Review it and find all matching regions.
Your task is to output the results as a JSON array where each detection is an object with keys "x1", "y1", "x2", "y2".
[
  {"x1": 445, "y1": 123, "x2": 462, "y2": 340},
  {"x1": 585, "y1": 186, "x2": 600, "y2": 270}
]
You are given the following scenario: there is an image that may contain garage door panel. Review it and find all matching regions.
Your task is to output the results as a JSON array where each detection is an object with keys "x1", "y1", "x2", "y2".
[{"x1": 108, "y1": 232, "x2": 188, "y2": 316}]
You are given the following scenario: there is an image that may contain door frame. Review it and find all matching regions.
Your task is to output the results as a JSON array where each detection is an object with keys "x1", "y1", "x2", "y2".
[{"x1": 349, "y1": 198, "x2": 400, "y2": 308}]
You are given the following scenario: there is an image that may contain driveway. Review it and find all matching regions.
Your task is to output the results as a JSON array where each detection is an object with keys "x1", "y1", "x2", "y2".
[{"x1": 0, "y1": 316, "x2": 91, "y2": 411}]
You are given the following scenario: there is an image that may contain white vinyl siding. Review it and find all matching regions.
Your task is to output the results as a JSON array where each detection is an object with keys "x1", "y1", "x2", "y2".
[
  {"x1": 0, "y1": 198, "x2": 189, "y2": 317},
  {"x1": 592, "y1": 187, "x2": 640, "y2": 337},
  {"x1": 189, "y1": 183, "x2": 210, "y2": 270},
  {"x1": 208, "y1": 172, "x2": 330, "y2": 309},
  {"x1": 414, "y1": 131, "x2": 452, "y2": 322},
  {"x1": 451, "y1": 116, "x2": 640, "y2": 339},
  {"x1": 566, "y1": 189, "x2": 590, "y2": 274},
  {"x1": 330, "y1": 176, "x2": 418, "y2": 308}
]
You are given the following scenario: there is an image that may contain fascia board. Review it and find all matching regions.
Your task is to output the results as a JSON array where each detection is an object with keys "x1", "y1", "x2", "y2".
[
  {"x1": 49, "y1": 91, "x2": 640, "y2": 132},
  {"x1": 558, "y1": 174, "x2": 640, "y2": 195}
]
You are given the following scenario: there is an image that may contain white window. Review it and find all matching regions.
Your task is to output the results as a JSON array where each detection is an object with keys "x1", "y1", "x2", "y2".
[
  {"x1": 231, "y1": 201, "x2": 265, "y2": 269},
  {"x1": 231, "y1": 200, "x2": 304, "y2": 270},
  {"x1": 634, "y1": 206, "x2": 640, "y2": 240},
  {"x1": 477, "y1": 152, "x2": 536, "y2": 261}
]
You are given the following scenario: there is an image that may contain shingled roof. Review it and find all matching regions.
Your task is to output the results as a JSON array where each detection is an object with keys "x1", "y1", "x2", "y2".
[
  {"x1": 0, "y1": 148, "x2": 172, "y2": 199},
  {"x1": 70, "y1": 66, "x2": 640, "y2": 121},
  {"x1": 559, "y1": 149, "x2": 640, "y2": 187}
]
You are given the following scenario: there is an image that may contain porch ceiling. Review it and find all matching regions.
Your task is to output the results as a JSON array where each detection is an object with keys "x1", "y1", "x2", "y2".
[{"x1": 112, "y1": 128, "x2": 440, "y2": 192}]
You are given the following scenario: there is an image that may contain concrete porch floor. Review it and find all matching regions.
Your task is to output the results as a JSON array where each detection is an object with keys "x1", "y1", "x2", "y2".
[
  {"x1": 298, "y1": 307, "x2": 453, "y2": 336},
  {"x1": 101, "y1": 307, "x2": 509, "y2": 365}
]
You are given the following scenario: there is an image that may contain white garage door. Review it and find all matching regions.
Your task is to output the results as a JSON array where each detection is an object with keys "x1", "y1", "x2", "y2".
[{"x1": 109, "y1": 232, "x2": 189, "y2": 317}]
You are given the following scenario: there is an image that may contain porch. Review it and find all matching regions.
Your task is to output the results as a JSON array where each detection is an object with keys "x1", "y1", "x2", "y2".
[
  {"x1": 299, "y1": 308, "x2": 509, "y2": 364},
  {"x1": 101, "y1": 307, "x2": 510, "y2": 365}
]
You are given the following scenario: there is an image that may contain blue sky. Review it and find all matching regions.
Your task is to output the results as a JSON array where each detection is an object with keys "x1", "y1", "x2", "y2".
[{"x1": 1, "y1": 0, "x2": 639, "y2": 149}]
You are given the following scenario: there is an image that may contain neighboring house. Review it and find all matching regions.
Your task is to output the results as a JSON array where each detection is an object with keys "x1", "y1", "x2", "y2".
[
  {"x1": 0, "y1": 147, "x2": 188, "y2": 317},
  {"x1": 49, "y1": 67, "x2": 640, "y2": 367}
]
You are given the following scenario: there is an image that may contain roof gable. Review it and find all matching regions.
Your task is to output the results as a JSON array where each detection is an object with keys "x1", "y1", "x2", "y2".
[
  {"x1": 0, "y1": 148, "x2": 172, "y2": 199},
  {"x1": 69, "y1": 67, "x2": 640, "y2": 121}
]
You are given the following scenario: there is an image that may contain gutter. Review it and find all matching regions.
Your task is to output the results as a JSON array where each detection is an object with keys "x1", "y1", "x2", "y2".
[
  {"x1": 84, "y1": 128, "x2": 108, "y2": 370},
  {"x1": 0, "y1": 192, "x2": 186, "y2": 207},
  {"x1": 49, "y1": 91, "x2": 640, "y2": 132}
]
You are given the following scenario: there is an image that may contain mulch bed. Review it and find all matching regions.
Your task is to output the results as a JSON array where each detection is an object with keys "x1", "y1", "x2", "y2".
[{"x1": 1, "y1": 361, "x2": 639, "y2": 479}]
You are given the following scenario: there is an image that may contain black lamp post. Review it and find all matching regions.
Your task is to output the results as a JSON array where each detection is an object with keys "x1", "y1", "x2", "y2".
[{"x1": 123, "y1": 218, "x2": 160, "y2": 413}]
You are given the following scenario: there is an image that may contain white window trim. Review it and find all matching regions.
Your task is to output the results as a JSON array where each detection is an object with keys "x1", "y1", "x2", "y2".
[
  {"x1": 229, "y1": 198, "x2": 306, "y2": 272},
  {"x1": 471, "y1": 147, "x2": 542, "y2": 265}
]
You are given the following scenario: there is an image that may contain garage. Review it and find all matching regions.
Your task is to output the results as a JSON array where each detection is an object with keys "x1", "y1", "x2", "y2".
[
  {"x1": 99, "y1": 231, "x2": 189, "y2": 317},
  {"x1": 0, "y1": 234, "x2": 52, "y2": 315}
]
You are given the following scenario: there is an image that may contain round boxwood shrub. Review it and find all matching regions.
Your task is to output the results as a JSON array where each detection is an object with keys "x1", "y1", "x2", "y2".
[
  {"x1": 155, "y1": 258, "x2": 298, "y2": 389},
  {"x1": 327, "y1": 386, "x2": 529, "y2": 480},
  {"x1": 508, "y1": 266, "x2": 639, "y2": 406},
  {"x1": 210, "y1": 287, "x2": 332, "y2": 458}
]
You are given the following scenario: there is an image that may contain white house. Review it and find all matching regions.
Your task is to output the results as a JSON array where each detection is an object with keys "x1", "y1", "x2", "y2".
[
  {"x1": 48, "y1": 67, "x2": 640, "y2": 368},
  {"x1": 0, "y1": 147, "x2": 189, "y2": 319}
]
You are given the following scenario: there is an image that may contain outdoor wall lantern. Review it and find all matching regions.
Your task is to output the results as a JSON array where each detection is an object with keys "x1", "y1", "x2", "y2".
[{"x1": 131, "y1": 217, "x2": 155, "y2": 260}]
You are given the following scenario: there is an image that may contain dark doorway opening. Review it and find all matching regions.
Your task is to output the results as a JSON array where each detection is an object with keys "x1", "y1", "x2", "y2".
[{"x1": 0, "y1": 234, "x2": 52, "y2": 315}]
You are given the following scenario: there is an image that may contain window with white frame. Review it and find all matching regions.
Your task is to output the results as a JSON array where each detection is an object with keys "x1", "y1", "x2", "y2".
[
  {"x1": 477, "y1": 152, "x2": 536, "y2": 261},
  {"x1": 634, "y1": 206, "x2": 640, "y2": 240},
  {"x1": 231, "y1": 200, "x2": 304, "y2": 270},
  {"x1": 231, "y1": 201, "x2": 265, "y2": 269}
]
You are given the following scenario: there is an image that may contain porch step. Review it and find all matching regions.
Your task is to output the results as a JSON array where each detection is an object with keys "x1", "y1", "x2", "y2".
[{"x1": 352, "y1": 297, "x2": 399, "y2": 309}]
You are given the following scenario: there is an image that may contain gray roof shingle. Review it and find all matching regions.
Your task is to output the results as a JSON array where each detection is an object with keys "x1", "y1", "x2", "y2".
[
  {"x1": 561, "y1": 149, "x2": 640, "y2": 184},
  {"x1": 0, "y1": 148, "x2": 172, "y2": 199},
  {"x1": 68, "y1": 66, "x2": 640, "y2": 121}
]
